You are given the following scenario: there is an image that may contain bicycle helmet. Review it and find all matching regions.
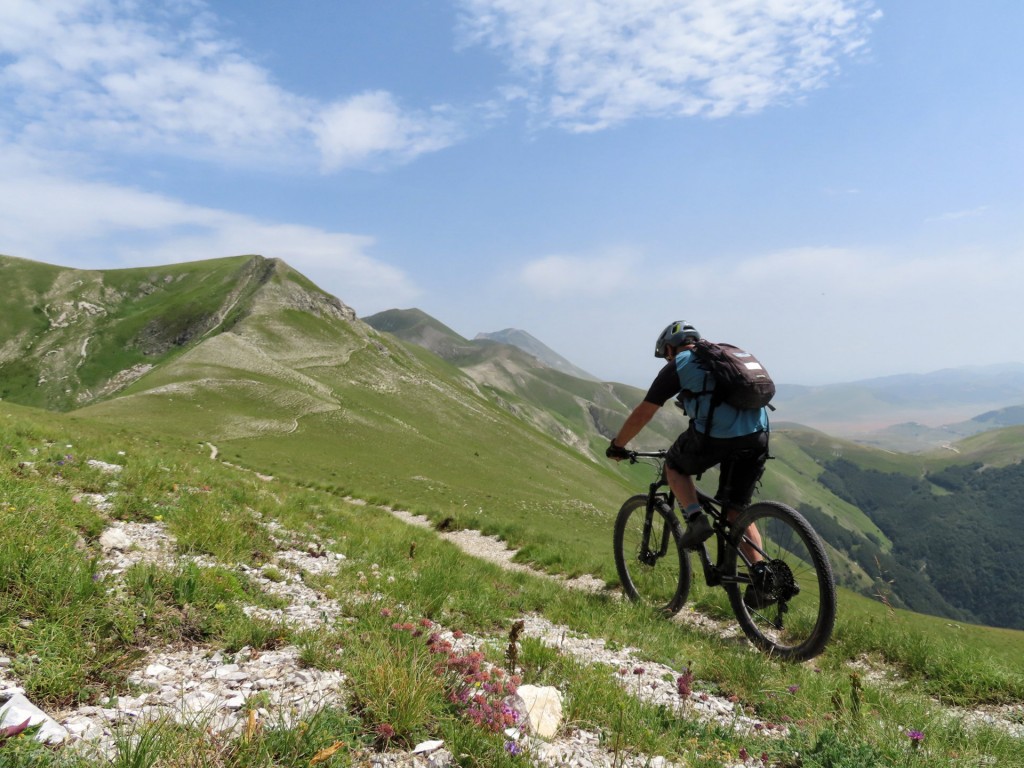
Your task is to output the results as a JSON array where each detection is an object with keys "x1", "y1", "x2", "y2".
[{"x1": 654, "y1": 321, "x2": 700, "y2": 358}]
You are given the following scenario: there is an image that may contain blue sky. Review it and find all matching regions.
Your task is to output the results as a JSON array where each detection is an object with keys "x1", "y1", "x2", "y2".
[{"x1": 2, "y1": 1, "x2": 1021, "y2": 387}]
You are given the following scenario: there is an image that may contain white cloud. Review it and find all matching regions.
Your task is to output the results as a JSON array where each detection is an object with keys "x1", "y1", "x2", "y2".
[
  {"x1": 519, "y1": 250, "x2": 643, "y2": 297},
  {"x1": 0, "y1": 0, "x2": 453, "y2": 171},
  {"x1": 458, "y1": 0, "x2": 881, "y2": 130},
  {"x1": 315, "y1": 92, "x2": 461, "y2": 172},
  {"x1": 0, "y1": 145, "x2": 418, "y2": 314}
]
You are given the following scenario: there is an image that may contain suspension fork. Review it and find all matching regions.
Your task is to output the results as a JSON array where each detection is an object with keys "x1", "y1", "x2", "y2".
[{"x1": 640, "y1": 480, "x2": 677, "y2": 564}]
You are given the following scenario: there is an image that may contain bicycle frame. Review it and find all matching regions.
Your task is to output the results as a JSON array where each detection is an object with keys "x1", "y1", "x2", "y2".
[{"x1": 632, "y1": 452, "x2": 762, "y2": 592}]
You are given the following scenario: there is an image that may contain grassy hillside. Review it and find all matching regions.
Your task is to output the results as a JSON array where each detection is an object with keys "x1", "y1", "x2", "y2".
[
  {"x1": 3, "y1": 255, "x2": 1020, "y2": 630},
  {"x1": 3, "y1": 399, "x2": 1024, "y2": 767},
  {"x1": 4, "y1": 256, "x2": 1024, "y2": 765},
  {"x1": 366, "y1": 307, "x2": 689, "y2": 460}
]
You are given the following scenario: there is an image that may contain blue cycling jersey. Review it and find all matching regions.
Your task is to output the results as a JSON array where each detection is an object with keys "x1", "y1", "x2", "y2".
[{"x1": 674, "y1": 349, "x2": 768, "y2": 438}]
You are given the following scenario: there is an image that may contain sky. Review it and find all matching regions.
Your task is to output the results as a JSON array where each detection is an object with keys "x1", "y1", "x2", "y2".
[{"x1": 1, "y1": 0, "x2": 1022, "y2": 388}]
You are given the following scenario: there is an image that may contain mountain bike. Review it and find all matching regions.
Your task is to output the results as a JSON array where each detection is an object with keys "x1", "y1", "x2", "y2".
[{"x1": 613, "y1": 450, "x2": 836, "y2": 661}]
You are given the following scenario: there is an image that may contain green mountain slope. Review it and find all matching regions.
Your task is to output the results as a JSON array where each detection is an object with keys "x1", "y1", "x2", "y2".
[
  {"x1": 4, "y1": 255, "x2": 1023, "y2": 629},
  {"x1": 365, "y1": 307, "x2": 689, "y2": 459},
  {"x1": 0, "y1": 253, "x2": 287, "y2": 410},
  {"x1": 56, "y1": 266, "x2": 632, "y2": 580}
]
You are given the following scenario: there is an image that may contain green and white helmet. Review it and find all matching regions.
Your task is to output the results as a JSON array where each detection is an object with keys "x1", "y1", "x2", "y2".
[{"x1": 654, "y1": 321, "x2": 700, "y2": 358}]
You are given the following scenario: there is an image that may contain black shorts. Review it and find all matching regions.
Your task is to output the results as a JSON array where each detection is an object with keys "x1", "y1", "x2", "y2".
[{"x1": 666, "y1": 424, "x2": 769, "y2": 508}]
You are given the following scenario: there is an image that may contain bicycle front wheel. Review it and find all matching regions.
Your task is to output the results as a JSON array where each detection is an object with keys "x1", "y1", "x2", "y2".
[
  {"x1": 614, "y1": 494, "x2": 692, "y2": 615},
  {"x1": 725, "y1": 501, "x2": 836, "y2": 661}
]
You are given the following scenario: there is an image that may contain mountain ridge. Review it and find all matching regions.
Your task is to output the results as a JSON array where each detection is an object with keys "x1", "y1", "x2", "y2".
[{"x1": 474, "y1": 327, "x2": 599, "y2": 381}]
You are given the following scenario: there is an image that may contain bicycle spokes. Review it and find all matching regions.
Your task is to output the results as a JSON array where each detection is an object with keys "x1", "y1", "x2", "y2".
[
  {"x1": 613, "y1": 495, "x2": 692, "y2": 615},
  {"x1": 728, "y1": 502, "x2": 836, "y2": 661}
]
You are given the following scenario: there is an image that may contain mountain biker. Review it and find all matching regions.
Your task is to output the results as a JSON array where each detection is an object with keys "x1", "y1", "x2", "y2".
[{"x1": 606, "y1": 321, "x2": 772, "y2": 605}]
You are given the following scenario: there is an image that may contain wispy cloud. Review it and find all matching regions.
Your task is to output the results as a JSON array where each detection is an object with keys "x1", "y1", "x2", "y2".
[
  {"x1": 458, "y1": 0, "x2": 882, "y2": 131},
  {"x1": 0, "y1": 1, "x2": 882, "y2": 168},
  {"x1": 0, "y1": 0, "x2": 454, "y2": 171},
  {"x1": 501, "y1": 243, "x2": 1024, "y2": 386},
  {"x1": 925, "y1": 205, "x2": 990, "y2": 223},
  {"x1": 519, "y1": 250, "x2": 643, "y2": 297},
  {"x1": 0, "y1": 144, "x2": 419, "y2": 314}
]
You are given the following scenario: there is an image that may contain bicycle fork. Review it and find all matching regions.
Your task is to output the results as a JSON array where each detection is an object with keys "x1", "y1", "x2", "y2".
[{"x1": 640, "y1": 483, "x2": 678, "y2": 566}]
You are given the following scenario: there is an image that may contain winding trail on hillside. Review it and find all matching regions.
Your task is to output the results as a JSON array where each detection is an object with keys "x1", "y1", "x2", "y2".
[
  {"x1": 363, "y1": 499, "x2": 1024, "y2": 739},
  {"x1": 204, "y1": 452, "x2": 1024, "y2": 744}
]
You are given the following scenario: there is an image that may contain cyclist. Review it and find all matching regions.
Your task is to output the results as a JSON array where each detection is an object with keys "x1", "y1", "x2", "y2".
[{"x1": 606, "y1": 321, "x2": 772, "y2": 606}]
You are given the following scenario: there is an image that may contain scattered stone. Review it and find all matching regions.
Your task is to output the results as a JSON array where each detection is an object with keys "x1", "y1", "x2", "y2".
[
  {"x1": 413, "y1": 739, "x2": 445, "y2": 753},
  {"x1": 98, "y1": 527, "x2": 133, "y2": 552},
  {"x1": 1, "y1": 693, "x2": 70, "y2": 745},
  {"x1": 514, "y1": 685, "x2": 563, "y2": 740},
  {"x1": 86, "y1": 460, "x2": 123, "y2": 473}
]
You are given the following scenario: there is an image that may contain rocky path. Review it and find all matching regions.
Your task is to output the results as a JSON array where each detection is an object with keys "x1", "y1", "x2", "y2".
[
  {"x1": 0, "y1": 480, "x2": 777, "y2": 767},
  {"x1": 3, "y1": 467, "x2": 1022, "y2": 767}
]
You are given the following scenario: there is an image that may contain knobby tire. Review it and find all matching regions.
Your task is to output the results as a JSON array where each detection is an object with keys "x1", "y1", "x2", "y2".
[
  {"x1": 725, "y1": 501, "x2": 836, "y2": 661},
  {"x1": 613, "y1": 494, "x2": 692, "y2": 615}
]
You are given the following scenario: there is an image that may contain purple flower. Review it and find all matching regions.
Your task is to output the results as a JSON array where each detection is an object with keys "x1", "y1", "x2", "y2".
[
  {"x1": 787, "y1": 684, "x2": 800, "y2": 694},
  {"x1": 676, "y1": 668, "x2": 694, "y2": 698},
  {"x1": 907, "y1": 729, "x2": 924, "y2": 744},
  {"x1": 504, "y1": 740, "x2": 522, "y2": 755}
]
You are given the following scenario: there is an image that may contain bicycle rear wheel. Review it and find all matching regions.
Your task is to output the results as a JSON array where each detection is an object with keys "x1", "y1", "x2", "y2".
[
  {"x1": 725, "y1": 501, "x2": 836, "y2": 661},
  {"x1": 614, "y1": 494, "x2": 692, "y2": 615}
]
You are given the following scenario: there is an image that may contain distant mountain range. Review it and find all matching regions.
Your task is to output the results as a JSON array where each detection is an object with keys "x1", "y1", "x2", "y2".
[
  {"x1": 384, "y1": 307, "x2": 1024, "y2": 452},
  {"x1": 3, "y1": 253, "x2": 1024, "y2": 630},
  {"x1": 771, "y1": 365, "x2": 1024, "y2": 450},
  {"x1": 473, "y1": 328, "x2": 600, "y2": 381}
]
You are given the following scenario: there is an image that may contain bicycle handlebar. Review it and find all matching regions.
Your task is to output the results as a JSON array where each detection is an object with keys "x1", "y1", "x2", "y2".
[{"x1": 625, "y1": 449, "x2": 668, "y2": 464}]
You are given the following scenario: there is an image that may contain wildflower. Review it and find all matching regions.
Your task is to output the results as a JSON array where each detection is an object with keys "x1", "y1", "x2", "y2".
[
  {"x1": 906, "y1": 729, "x2": 924, "y2": 746},
  {"x1": 739, "y1": 747, "x2": 749, "y2": 761},
  {"x1": 380, "y1": 607, "x2": 393, "y2": 617},
  {"x1": 787, "y1": 684, "x2": 799, "y2": 694},
  {"x1": 677, "y1": 667, "x2": 694, "y2": 698},
  {"x1": 632, "y1": 666, "x2": 644, "y2": 675},
  {"x1": 504, "y1": 740, "x2": 522, "y2": 755}
]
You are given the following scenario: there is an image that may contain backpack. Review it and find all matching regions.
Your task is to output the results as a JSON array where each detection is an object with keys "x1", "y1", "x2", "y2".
[{"x1": 680, "y1": 340, "x2": 776, "y2": 433}]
